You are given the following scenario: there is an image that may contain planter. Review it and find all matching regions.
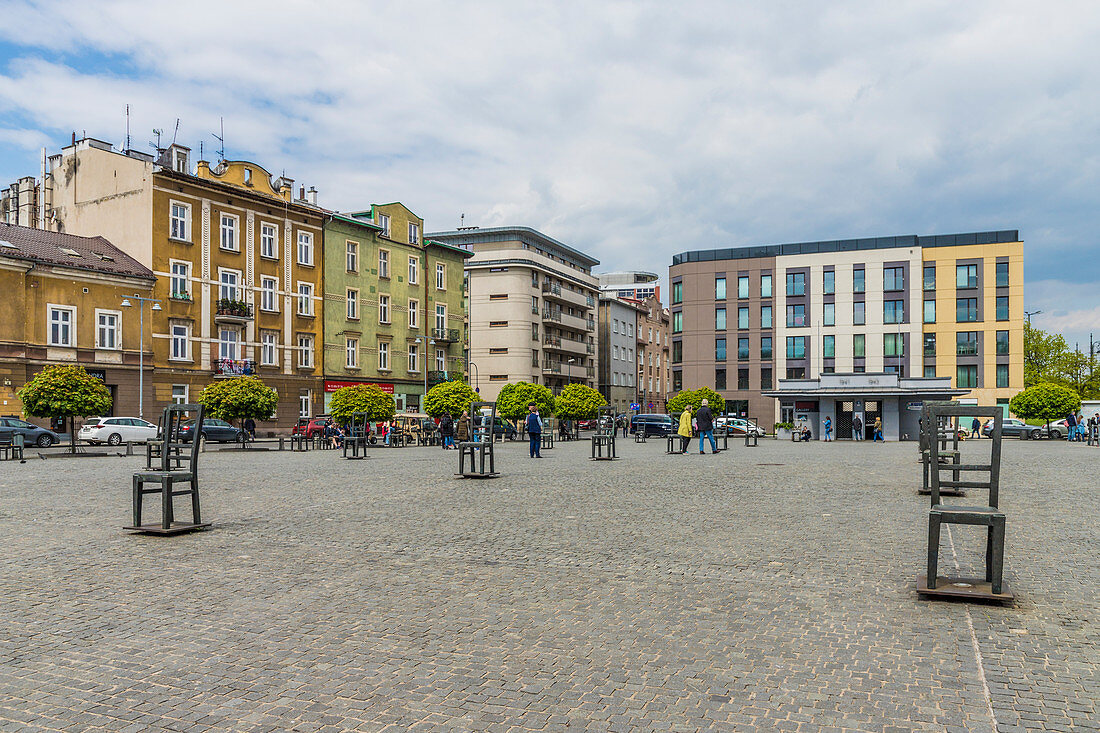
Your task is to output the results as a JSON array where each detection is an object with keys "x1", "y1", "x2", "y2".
[{"x1": 776, "y1": 428, "x2": 792, "y2": 440}]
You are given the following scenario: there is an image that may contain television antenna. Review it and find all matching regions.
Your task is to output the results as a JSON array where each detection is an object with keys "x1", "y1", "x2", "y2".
[{"x1": 212, "y1": 117, "x2": 225, "y2": 161}]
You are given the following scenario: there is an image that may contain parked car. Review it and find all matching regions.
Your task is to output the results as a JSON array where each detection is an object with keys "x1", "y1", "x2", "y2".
[
  {"x1": 577, "y1": 418, "x2": 597, "y2": 430},
  {"x1": 630, "y1": 413, "x2": 676, "y2": 437},
  {"x1": 982, "y1": 418, "x2": 1030, "y2": 438},
  {"x1": 79, "y1": 416, "x2": 159, "y2": 445},
  {"x1": 716, "y1": 416, "x2": 766, "y2": 437},
  {"x1": 177, "y1": 418, "x2": 244, "y2": 443},
  {"x1": 491, "y1": 417, "x2": 517, "y2": 440},
  {"x1": 292, "y1": 415, "x2": 333, "y2": 439},
  {"x1": 0, "y1": 416, "x2": 61, "y2": 447}
]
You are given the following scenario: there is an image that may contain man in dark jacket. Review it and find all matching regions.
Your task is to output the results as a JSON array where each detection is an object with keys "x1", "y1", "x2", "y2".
[
  {"x1": 696, "y1": 399, "x2": 718, "y2": 454},
  {"x1": 439, "y1": 412, "x2": 454, "y2": 449}
]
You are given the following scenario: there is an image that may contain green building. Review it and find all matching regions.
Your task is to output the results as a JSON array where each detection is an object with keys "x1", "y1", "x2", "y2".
[{"x1": 322, "y1": 203, "x2": 471, "y2": 412}]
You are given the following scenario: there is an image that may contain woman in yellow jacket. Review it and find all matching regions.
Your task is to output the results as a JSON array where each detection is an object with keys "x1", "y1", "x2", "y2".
[{"x1": 678, "y1": 406, "x2": 693, "y2": 454}]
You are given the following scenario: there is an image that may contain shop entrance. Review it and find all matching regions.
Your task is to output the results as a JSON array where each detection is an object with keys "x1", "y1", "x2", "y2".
[
  {"x1": 837, "y1": 400, "x2": 854, "y2": 439},
  {"x1": 863, "y1": 400, "x2": 881, "y2": 439}
]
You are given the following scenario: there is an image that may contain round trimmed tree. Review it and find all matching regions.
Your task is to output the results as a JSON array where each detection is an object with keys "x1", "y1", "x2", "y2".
[
  {"x1": 329, "y1": 384, "x2": 396, "y2": 425},
  {"x1": 424, "y1": 380, "x2": 478, "y2": 418},
  {"x1": 554, "y1": 383, "x2": 607, "y2": 419},
  {"x1": 197, "y1": 376, "x2": 278, "y2": 432},
  {"x1": 666, "y1": 387, "x2": 725, "y2": 416},
  {"x1": 496, "y1": 381, "x2": 555, "y2": 422},
  {"x1": 1009, "y1": 382, "x2": 1080, "y2": 432},
  {"x1": 17, "y1": 364, "x2": 113, "y2": 453}
]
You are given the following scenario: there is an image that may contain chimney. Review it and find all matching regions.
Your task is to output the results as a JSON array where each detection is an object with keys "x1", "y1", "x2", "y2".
[
  {"x1": 307, "y1": 186, "x2": 318, "y2": 206},
  {"x1": 299, "y1": 185, "x2": 305, "y2": 201}
]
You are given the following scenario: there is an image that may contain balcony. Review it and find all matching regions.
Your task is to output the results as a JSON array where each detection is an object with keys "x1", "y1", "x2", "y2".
[
  {"x1": 212, "y1": 358, "x2": 256, "y2": 377},
  {"x1": 215, "y1": 299, "x2": 254, "y2": 323},
  {"x1": 431, "y1": 327, "x2": 460, "y2": 343},
  {"x1": 542, "y1": 308, "x2": 562, "y2": 324},
  {"x1": 542, "y1": 360, "x2": 562, "y2": 374},
  {"x1": 543, "y1": 335, "x2": 561, "y2": 348},
  {"x1": 428, "y1": 370, "x2": 453, "y2": 385},
  {"x1": 541, "y1": 282, "x2": 561, "y2": 297},
  {"x1": 543, "y1": 282, "x2": 594, "y2": 310},
  {"x1": 586, "y1": 343, "x2": 595, "y2": 354}
]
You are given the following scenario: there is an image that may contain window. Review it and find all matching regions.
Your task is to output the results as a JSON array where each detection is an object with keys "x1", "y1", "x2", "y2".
[
  {"x1": 761, "y1": 274, "x2": 772, "y2": 298},
  {"x1": 761, "y1": 368, "x2": 773, "y2": 390},
  {"x1": 996, "y1": 296, "x2": 1009, "y2": 321},
  {"x1": 170, "y1": 202, "x2": 190, "y2": 241},
  {"x1": 408, "y1": 299, "x2": 419, "y2": 328},
  {"x1": 715, "y1": 368, "x2": 727, "y2": 391},
  {"x1": 923, "y1": 264, "x2": 935, "y2": 291},
  {"x1": 924, "y1": 366, "x2": 937, "y2": 378},
  {"x1": 738, "y1": 276, "x2": 749, "y2": 299},
  {"x1": 261, "y1": 223, "x2": 277, "y2": 259},
  {"x1": 408, "y1": 343, "x2": 419, "y2": 373},
  {"x1": 738, "y1": 368, "x2": 749, "y2": 390},
  {"x1": 436, "y1": 263, "x2": 446, "y2": 290},
  {"x1": 853, "y1": 269, "x2": 865, "y2": 293},
  {"x1": 378, "y1": 294, "x2": 390, "y2": 324},
  {"x1": 672, "y1": 312, "x2": 682, "y2": 333},
  {"x1": 408, "y1": 222, "x2": 419, "y2": 245},
  {"x1": 436, "y1": 304, "x2": 447, "y2": 331},
  {"x1": 219, "y1": 269, "x2": 239, "y2": 301},
  {"x1": 220, "y1": 214, "x2": 238, "y2": 251},
  {"x1": 853, "y1": 334, "x2": 865, "y2": 358},
  {"x1": 956, "y1": 264, "x2": 978, "y2": 288},
  {"x1": 673, "y1": 370, "x2": 682, "y2": 391},
  {"x1": 996, "y1": 330, "x2": 1009, "y2": 355},
  {"x1": 612, "y1": 319, "x2": 619, "y2": 334},
  {"x1": 671, "y1": 281, "x2": 682, "y2": 304},
  {"x1": 956, "y1": 331, "x2": 978, "y2": 355},
  {"x1": 823, "y1": 302, "x2": 835, "y2": 326},
  {"x1": 170, "y1": 323, "x2": 190, "y2": 361},
  {"x1": 761, "y1": 336, "x2": 772, "y2": 360},
  {"x1": 715, "y1": 277, "x2": 726, "y2": 300},
  {"x1": 786, "y1": 336, "x2": 805, "y2": 359},
  {"x1": 346, "y1": 289, "x2": 359, "y2": 320},
  {"x1": 296, "y1": 335, "x2": 314, "y2": 368},
  {"x1": 296, "y1": 232, "x2": 313, "y2": 266},
  {"x1": 171, "y1": 385, "x2": 188, "y2": 405},
  {"x1": 883, "y1": 300, "x2": 904, "y2": 324},
  {"x1": 823, "y1": 334, "x2": 835, "y2": 358},
  {"x1": 924, "y1": 299, "x2": 935, "y2": 323},
  {"x1": 997, "y1": 364, "x2": 1009, "y2": 388},
  {"x1": 715, "y1": 307, "x2": 726, "y2": 330},
  {"x1": 957, "y1": 364, "x2": 978, "y2": 388},
  {"x1": 853, "y1": 301, "x2": 865, "y2": 325},
  {"x1": 219, "y1": 328, "x2": 240, "y2": 360},
  {"x1": 378, "y1": 249, "x2": 389, "y2": 278},
  {"x1": 884, "y1": 333, "x2": 904, "y2": 357},
  {"x1": 261, "y1": 331, "x2": 277, "y2": 365},
  {"x1": 786, "y1": 367, "x2": 806, "y2": 379},
  {"x1": 822, "y1": 270, "x2": 835, "y2": 295},
  {"x1": 924, "y1": 333, "x2": 936, "y2": 356},
  {"x1": 738, "y1": 307, "x2": 749, "y2": 329},
  {"x1": 738, "y1": 337, "x2": 749, "y2": 360},
  {"x1": 761, "y1": 305, "x2": 772, "y2": 329},
  {"x1": 956, "y1": 298, "x2": 978, "y2": 322},
  {"x1": 883, "y1": 267, "x2": 904, "y2": 291},
  {"x1": 346, "y1": 337, "x2": 359, "y2": 368},
  {"x1": 408, "y1": 256, "x2": 419, "y2": 284},
  {"x1": 299, "y1": 390, "x2": 312, "y2": 419},
  {"x1": 436, "y1": 348, "x2": 445, "y2": 371},
  {"x1": 345, "y1": 241, "x2": 358, "y2": 272},
  {"x1": 378, "y1": 213, "x2": 390, "y2": 237},
  {"x1": 531, "y1": 323, "x2": 539, "y2": 341},
  {"x1": 715, "y1": 338, "x2": 726, "y2": 361},
  {"x1": 170, "y1": 261, "x2": 190, "y2": 298},
  {"x1": 613, "y1": 345, "x2": 620, "y2": 361},
  {"x1": 786, "y1": 304, "x2": 805, "y2": 327},
  {"x1": 297, "y1": 282, "x2": 314, "y2": 315},
  {"x1": 260, "y1": 277, "x2": 278, "y2": 312},
  {"x1": 996, "y1": 262, "x2": 1009, "y2": 288},
  {"x1": 672, "y1": 341, "x2": 682, "y2": 363},
  {"x1": 96, "y1": 310, "x2": 120, "y2": 350},
  {"x1": 786, "y1": 272, "x2": 805, "y2": 296}
]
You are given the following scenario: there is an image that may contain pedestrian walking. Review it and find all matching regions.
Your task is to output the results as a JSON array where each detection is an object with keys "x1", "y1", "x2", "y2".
[
  {"x1": 971, "y1": 417, "x2": 981, "y2": 438},
  {"x1": 873, "y1": 416, "x2": 884, "y2": 442},
  {"x1": 456, "y1": 411, "x2": 469, "y2": 442},
  {"x1": 696, "y1": 399, "x2": 718, "y2": 454},
  {"x1": 440, "y1": 412, "x2": 455, "y2": 449},
  {"x1": 852, "y1": 415, "x2": 863, "y2": 441},
  {"x1": 244, "y1": 417, "x2": 256, "y2": 441},
  {"x1": 678, "y1": 405, "x2": 693, "y2": 454},
  {"x1": 1065, "y1": 412, "x2": 1077, "y2": 441},
  {"x1": 823, "y1": 416, "x2": 833, "y2": 442},
  {"x1": 526, "y1": 403, "x2": 543, "y2": 458}
]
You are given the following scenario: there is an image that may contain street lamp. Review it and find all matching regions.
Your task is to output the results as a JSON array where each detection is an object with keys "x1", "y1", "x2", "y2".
[
  {"x1": 468, "y1": 361, "x2": 480, "y2": 393},
  {"x1": 120, "y1": 293, "x2": 162, "y2": 419}
]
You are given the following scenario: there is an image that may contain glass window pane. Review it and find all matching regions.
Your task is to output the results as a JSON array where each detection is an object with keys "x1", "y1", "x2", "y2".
[{"x1": 760, "y1": 275, "x2": 772, "y2": 298}]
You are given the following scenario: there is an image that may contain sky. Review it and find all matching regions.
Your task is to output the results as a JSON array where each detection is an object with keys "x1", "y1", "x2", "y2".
[{"x1": 1, "y1": 1, "x2": 1098, "y2": 350}]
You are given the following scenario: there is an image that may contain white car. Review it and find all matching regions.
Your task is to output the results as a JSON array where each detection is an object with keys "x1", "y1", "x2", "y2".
[
  {"x1": 79, "y1": 417, "x2": 159, "y2": 445},
  {"x1": 716, "y1": 416, "x2": 766, "y2": 436}
]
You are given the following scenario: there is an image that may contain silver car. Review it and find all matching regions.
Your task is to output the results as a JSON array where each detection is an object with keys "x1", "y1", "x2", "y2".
[{"x1": 79, "y1": 417, "x2": 159, "y2": 446}]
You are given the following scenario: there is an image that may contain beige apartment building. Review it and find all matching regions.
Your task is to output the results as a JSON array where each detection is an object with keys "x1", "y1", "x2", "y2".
[{"x1": 425, "y1": 227, "x2": 599, "y2": 401}]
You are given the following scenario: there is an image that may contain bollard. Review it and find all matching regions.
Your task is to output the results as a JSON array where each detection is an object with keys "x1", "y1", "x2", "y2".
[
  {"x1": 279, "y1": 436, "x2": 285, "y2": 451},
  {"x1": 126, "y1": 441, "x2": 134, "y2": 456}
]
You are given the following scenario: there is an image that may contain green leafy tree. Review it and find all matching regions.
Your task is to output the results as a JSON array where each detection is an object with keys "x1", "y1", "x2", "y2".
[
  {"x1": 197, "y1": 376, "x2": 278, "y2": 428},
  {"x1": 496, "y1": 381, "x2": 555, "y2": 421},
  {"x1": 328, "y1": 384, "x2": 396, "y2": 424},
  {"x1": 1024, "y1": 323, "x2": 1071, "y2": 388},
  {"x1": 424, "y1": 380, "x2": 478, "y2": 417},
  {"x1": 1009, "y1": 382, "x2": 1081, "y2": 430},
  {"x1": 17, "y1": 364, "x2": 112, "y2": 453},
  {"x1": 666, "y1": 387, "x2": 726, "y2": 416},
  {"x1": 554, "y1": 383, "x2": 607, "y2": 419}
]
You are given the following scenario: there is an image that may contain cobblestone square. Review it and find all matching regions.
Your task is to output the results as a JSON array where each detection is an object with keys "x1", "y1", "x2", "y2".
[{"x1": 0, "y1": 437, "x2": 1096, "y2": 732}]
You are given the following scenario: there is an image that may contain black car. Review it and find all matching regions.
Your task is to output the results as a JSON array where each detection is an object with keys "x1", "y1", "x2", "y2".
[
  {"x1": 630, "y1": 413, "x2": 676, "y2": 437},
  {"x1": 0, "y1": 417, "x2": 61, "y2": 447},
  {"x1": 177, "y1": 418, "x2": 244, "y2": 443}
]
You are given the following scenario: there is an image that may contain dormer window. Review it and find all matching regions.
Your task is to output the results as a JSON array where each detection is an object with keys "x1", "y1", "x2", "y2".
[
  {"x1": 172, "y1": 148, "x2": 189, "y2": 173},
  {"x1": 244, "y1": 167, "x2": 253, "y2": 186}
]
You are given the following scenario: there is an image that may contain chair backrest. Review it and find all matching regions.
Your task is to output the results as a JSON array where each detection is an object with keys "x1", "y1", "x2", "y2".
[
  {"x1": 162, "y1": 403, "x2": 205, "y2": 472},
  {"x1": 469, "y1": 401, "x2": 496, "y2": 443},
  {"x1": 920, "y1": 401, "x2": 958, "y2": 453},
  {"x1": 13, "y1": 434, "x2": 24, "y2": 448},
  {"x1": 928, "y1": 404, "x2": 1002, "y2": 507},
  {"x1": 596, "y1": 406, "x2": 615, "y2": 436},
  {"x1": 348, "y1": 412, "x2": 370, "y2": 438}
]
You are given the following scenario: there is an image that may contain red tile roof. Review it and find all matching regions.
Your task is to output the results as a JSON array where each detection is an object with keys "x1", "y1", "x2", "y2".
[{"x1": 0, "y1": 222, "x2": 154, "y2": 280}]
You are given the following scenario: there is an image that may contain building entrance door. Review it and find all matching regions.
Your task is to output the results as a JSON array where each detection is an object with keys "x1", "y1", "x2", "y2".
[
  {"x1": 864, "y1": 400, "x2": 881, "y2": 439},
  {"x1": 836, "y1": 400, "x2": 854, "y2": 439}
]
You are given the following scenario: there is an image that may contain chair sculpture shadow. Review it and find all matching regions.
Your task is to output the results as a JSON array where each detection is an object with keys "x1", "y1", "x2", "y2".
[
  {"x1": 919, "y1": 402, "x2": 965, "y2": 497},
  {"x1": 126, "y1": 403, "x2": 210, "y2": 535},
  {"x1": 590, "y1": 406, "x2": 617, "y2": 460},
  {"x1": 343, "y1": 413, "x2": 371, "y2": 460},
  {"x1": 457, "y1": 401, "x2": 499, "y2": 478},
  {"x1": 918, "y1": 404, "x2": 1012, "y2": 601}
]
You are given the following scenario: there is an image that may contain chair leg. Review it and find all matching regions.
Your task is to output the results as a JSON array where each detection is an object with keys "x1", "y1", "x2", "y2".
[
  {"x1": 161, "y1": 480, "x2": 173, "y2": 530},
  {"x1": 927, "y1": 515, "x2": 941, "y2": 589},
  {"x1": 133, "y1": 475, "x2": 143, "y2": 527},
  {"x1": 989, "y1": 519, "x2": 1006, "y2": 595},
  {"x1": 191, "y1": 477, "x2": 201, "y2": 524}
]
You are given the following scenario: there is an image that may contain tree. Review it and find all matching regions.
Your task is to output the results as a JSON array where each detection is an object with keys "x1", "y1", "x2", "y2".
[
  {"x1": 197, "y1": 377, "x2": 278, "y2": 428},
  {"x1": 666, "y1": 387, "x2": 726, "y2": 416},
  {"x1": 496, "y1": 381, "x2": 555, "y2": 421},
  {"x1": 1009, "y1": 383, "x2": 1081, "y2": 430},
  {"x1": 554, "y1": 383, "x2": 607, "y2": 419},
  {"x1": 424, "y1": 380, "x2": 478, "y2": 417},
  {"x1": 328, "y1": 384, "x2": 396, "y2": 424},
  {"x1": 1024, "y1": 323, "x2": 1072, "y2": 388},
  {"x1": 17, "y1": 364, "x2": 112, "y2": 453}
]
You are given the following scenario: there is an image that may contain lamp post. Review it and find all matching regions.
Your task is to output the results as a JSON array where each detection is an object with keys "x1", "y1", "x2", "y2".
[
  {"x1": 468, "y1": 361, "x2": 480, "y2": 393},
  {"x1": 120, "y1": 293, "x2": 162, "y2": 420}
]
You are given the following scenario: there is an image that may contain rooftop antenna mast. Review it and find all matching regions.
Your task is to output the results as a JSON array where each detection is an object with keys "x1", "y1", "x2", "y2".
[
  {"x1": 460, "y1": 213, "x2": 464, "y2": 228},
  {"x1": 150, "y1": 128, "x2": 163, "y2": 151},
  {"x1": 212, "y1": 117, "x2": 225, "y2": 162},
  {"x1": 125, "y1": 104, "x2": 131, "y2": 151},
  {"x1": 170, "y1": 118, "x2": 180, "y2": 147}
]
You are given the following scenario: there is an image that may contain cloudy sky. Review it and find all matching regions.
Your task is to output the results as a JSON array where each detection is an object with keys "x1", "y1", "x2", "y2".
[{"x1": 1, "y1": 1, "x2": 1098, "y2": 348}]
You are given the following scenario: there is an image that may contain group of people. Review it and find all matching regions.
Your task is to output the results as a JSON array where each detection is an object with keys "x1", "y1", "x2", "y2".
[
  {"x1": 675, "y1": 398, "x2": 721, "y2": 454},
  {"x1": 1065, "y1": 412, "x2": 1100, "y2": 444},
  {"x1": 436, "y1": 411, "x2": 471, "y2": 449}
]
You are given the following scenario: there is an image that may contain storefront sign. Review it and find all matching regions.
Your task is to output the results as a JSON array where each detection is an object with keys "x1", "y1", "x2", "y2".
[
  {"x1": 85, "y1": 369, "x2": 107, "y2": 382},
  {"x1": 906, "y1": 401, "x2": 924, "y2": 411},
  {"x1": 323, "y1": 380, "x2": 395, "y2": 394}
]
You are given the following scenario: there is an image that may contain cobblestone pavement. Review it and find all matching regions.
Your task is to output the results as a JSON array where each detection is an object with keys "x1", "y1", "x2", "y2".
[{"x1": 0, "y1": 436, "x2": 1096, "y2": 732}]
